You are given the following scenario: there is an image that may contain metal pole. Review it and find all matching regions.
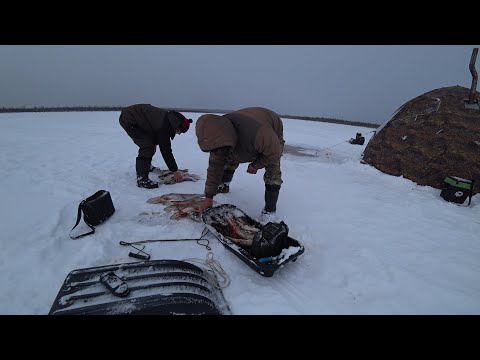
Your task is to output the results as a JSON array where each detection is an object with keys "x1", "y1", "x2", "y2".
[{"x1": 468, "y1": 48, "x2": 478, "y2": 104}]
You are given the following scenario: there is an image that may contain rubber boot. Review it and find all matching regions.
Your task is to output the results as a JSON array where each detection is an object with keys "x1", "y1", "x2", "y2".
[
  {"x1": 217, "y1": 169, "x2": 235, "y2": 193},
  {"x1": 263, "y1": 184, "x2": 281, "y2": 213},
  {"x1": 136, "y1": 157, "x2": 158, "y2": 189}
]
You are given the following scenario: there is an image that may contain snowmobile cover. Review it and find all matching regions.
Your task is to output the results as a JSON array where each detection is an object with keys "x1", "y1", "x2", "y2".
[{"x1": 48, "y1": 260, "x2": 231, "y2": 315}]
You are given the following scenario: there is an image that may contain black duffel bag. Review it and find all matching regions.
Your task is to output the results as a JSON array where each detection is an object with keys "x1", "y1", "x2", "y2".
[{"x1": 69, "y1": 190, "x2": 115, "y2": 239}]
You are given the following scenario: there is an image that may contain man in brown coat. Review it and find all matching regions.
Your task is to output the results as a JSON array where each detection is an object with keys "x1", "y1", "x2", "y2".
[
  {"x1": 195, "y1": 107, "x2": 285, "y2": 217},
  {"x1": 119, "y1": 104, "x2": 193, "y2": 189}
]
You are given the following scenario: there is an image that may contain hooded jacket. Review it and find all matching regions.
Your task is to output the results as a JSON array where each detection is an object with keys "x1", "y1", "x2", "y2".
[
  {"x1": 196, "y1": 107, "x2": 283, "y2": 198},
  {"x1": 120, "y1": 104, "x2": 184, "y2": 172}
]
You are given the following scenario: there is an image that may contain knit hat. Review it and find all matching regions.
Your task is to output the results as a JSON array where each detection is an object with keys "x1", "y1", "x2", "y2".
[
  {"x1": 179, "y1": 116, "x2": 193, "y2": 133},
  {"x1": 169, "y1": 111, "x2": 192, "y2": 134}
]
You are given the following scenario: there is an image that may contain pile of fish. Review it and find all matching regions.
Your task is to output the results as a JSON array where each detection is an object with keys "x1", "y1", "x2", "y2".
[
  {"x1": 205, "y1": 208, "x2": 261, "y2": 246},
  {"x1": 147, "y1": 193, "x2": 207, "y2": 221},
  {"x1": 154, "y1": 169, "x2": 202, "y2": 185}
]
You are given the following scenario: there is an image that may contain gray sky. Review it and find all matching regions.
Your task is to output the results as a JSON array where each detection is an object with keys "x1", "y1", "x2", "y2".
[{"x1": 1, "y1": 45, "x2": 478, "y2": 124}]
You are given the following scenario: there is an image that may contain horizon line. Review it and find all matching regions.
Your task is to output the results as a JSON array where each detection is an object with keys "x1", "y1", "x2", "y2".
[{"x1": 0, "y1": 105, "x2": 380, "y2": 128}]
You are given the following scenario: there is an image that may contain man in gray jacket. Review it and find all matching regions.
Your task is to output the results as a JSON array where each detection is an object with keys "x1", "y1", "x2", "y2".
[
  {"x1": 120, "y1": 104, "x2": 192, "y2": 188},
  {"x1": 195, "y1": 107, "x2": 284, "y2": 218}
]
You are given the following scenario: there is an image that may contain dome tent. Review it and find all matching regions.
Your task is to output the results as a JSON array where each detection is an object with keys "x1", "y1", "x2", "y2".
[{"x1": 362, "y1": 86, "x2": 480, "y2": 194}]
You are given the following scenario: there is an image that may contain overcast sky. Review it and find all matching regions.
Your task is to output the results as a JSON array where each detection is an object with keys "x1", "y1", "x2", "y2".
[{"x1": 0, "y1": 45, "x2": 478, "y2": 124}]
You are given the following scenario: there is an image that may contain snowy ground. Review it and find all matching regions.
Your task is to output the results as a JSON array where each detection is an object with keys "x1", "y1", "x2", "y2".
[{"x1": 0, "y1": 111, "x2": 479, "y2": 315}]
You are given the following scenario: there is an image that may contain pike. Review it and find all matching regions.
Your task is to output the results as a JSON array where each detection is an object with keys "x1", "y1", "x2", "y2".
[
  {"x1": 147, "y1": 193, "x2": 205, "y2": 205},
  {"x1": 224, "y1": 217, "x2": 261, "y2": 246},
  {"x1": 147, "y1": 192, "x2": 210, "y2": 222},
  {"x1": 154, "y1": 169, "x2": 202, "y2": 185},
  {"x1": 166, "y1": 204, "x2": 203, "y2": 221},
  {"x1": 158, "y1": 173, "x2": 202, "y2": 185}
]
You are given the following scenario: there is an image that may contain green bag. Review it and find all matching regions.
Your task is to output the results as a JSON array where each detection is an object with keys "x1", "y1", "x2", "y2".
[{"x1": 440, "y1": 176, "x2": 474, "y2": 206}]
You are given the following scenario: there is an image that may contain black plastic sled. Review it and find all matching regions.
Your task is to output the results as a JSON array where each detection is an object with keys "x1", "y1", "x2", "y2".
[
  {"x1": 202, "y1": 204, "x2": 305, "y2": 277},
  {"x1": 48, "y1": 260, "x2": 231, "y2": 315}
]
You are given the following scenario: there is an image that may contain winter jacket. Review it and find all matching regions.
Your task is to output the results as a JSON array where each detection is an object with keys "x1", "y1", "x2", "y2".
[
  {"x1": 120, "y1": 104, "x2": 183, "y2": 172},
  {"x1": 196, "y1": 107, "x2": 284, "y2": 198}
]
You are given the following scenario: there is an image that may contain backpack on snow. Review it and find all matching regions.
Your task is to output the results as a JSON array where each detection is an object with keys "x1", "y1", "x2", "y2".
[{"x1": 440, "y1": 176, "x2": 474, "y2": 206}]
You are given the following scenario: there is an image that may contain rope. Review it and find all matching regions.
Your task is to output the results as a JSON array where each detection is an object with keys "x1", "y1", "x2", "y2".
[
  {"x1": 182, "y1": 252, "x2": 231, "y2": 289},
  {"x1": 375, "y1": 96, "x2": 442, "y2": 135},
  {"x1": 314, "y1": 129, "x2": 376, "y2": 156}
]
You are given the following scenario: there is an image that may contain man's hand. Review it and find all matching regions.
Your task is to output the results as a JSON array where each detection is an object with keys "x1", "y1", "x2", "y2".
[
  {"x1": 200, "y1": 197, "x2": 214, "y2": 212},
  {"x1": 247, "y1": 163, "x2": 257, "y2": 174},
  {"x1": 173, "y1": 171, "x2": 184, "y2": 183}
]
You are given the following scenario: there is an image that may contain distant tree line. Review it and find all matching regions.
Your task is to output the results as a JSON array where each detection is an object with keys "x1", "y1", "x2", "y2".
[
  {"x1": 0, "y1": 106, "x2": 379, "y2": 128},
  {"x1": 280, "y1": 114, "x2": 378, "y2": 128},
  {"x1": 0, "y1": 106, "x2": 123, "y2": 113}
]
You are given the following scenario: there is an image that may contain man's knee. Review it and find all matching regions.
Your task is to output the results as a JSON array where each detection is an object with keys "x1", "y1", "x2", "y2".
[
  {"x1": 265, "y1": 178, "x2": 283, "y2": 186},
  {"x1": 264, "y1": 170, "x2": 283, "y2": 186},
  {"x1": 264, "y1": 160, "x2": 282, "y2": 184},
  {"x1": 138, "y1": 146, "x2": 156, "y2": 159},
  {"x1": 224, "y1": 162, "x2": 239, "y2": 172}
]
